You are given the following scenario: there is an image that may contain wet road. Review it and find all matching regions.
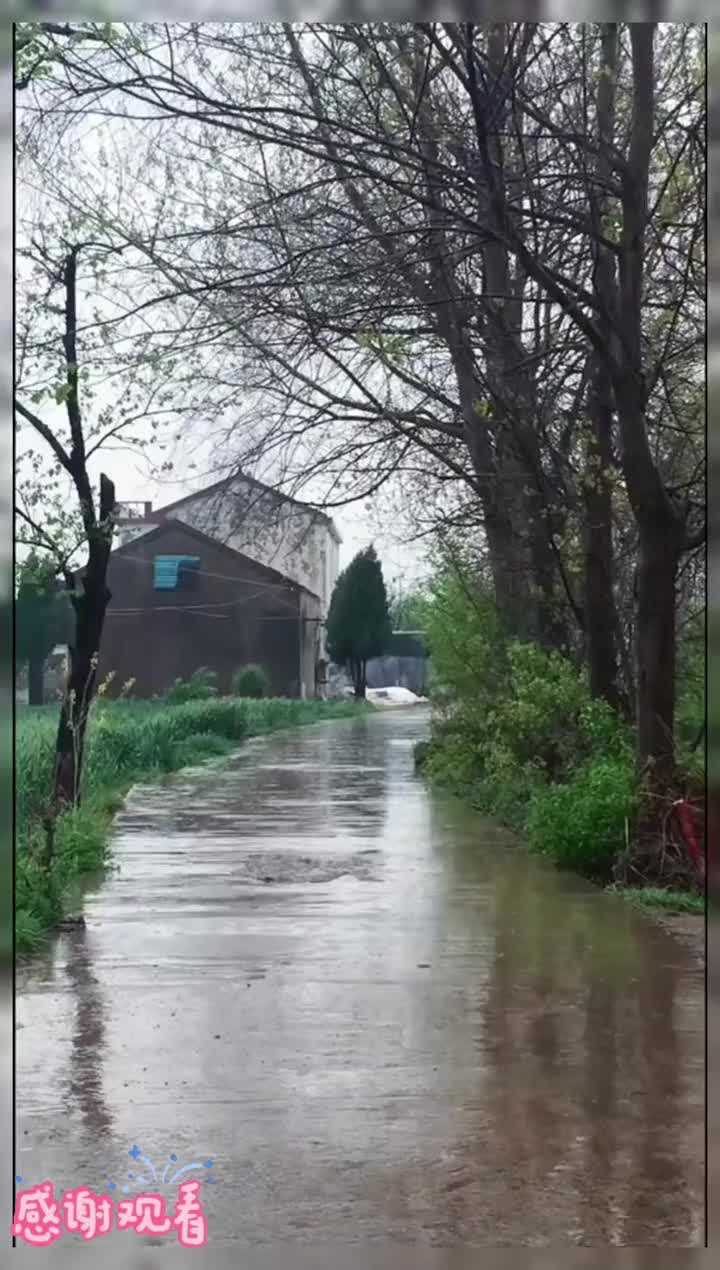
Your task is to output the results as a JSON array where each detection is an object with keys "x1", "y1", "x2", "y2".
[{"x1": 16, "y1": 711, "x2": 704, "y2": 1247}]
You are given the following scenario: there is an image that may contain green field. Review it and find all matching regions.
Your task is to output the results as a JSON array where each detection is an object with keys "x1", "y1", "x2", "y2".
[{"x1": 16, "y1": 696, "x2": 364, "y2": 953}]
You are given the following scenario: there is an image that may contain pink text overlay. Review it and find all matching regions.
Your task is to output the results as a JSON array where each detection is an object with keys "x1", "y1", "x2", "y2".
[{"x1": 12, "y1": 1180, "x2": 207, "y2": 1246}]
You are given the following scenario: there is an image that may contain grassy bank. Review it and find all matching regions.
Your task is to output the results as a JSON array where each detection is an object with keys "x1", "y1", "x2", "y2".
[
  {"x1": 610, "y1": 886, "x2": 705, "y2": 916},
  {"x1": 17, "y1": 696, "x2": 364, "y2": 953},
  {"x1": 413, "y1": 561, "x2": 705, "y2": 896}
]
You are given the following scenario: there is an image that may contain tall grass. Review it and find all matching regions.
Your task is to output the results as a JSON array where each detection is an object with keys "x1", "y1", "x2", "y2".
[{"x1": 16, "y1": 696, "x2": 363, "y2": 953}]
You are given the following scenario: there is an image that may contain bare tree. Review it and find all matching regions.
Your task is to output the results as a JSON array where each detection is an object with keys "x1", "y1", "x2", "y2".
[
  {"x1": 16, "y1": 245, "x2": 116, "y2": 815},
  {"x1": 17, "y1": 19, "x2": 704, "y2": 783}
]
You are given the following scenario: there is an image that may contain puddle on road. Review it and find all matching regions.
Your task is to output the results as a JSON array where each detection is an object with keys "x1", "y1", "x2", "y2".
[{"x1": 233, "y1": 851, "x2": 378, "y2": 885}]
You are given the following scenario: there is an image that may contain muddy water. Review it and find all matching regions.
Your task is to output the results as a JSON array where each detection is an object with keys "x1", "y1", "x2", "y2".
[{"x1": 15, "y1": 710, "x2": 704, "y2": 1247}]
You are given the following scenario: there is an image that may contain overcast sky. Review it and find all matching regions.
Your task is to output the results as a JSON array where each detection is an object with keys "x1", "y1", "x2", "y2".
[
  {"x1": 113, "y1": 442, "x2": 430, "y2": 591},
  {"x1": 15, "y1": 30, "x2": 433, "y2": 596}
]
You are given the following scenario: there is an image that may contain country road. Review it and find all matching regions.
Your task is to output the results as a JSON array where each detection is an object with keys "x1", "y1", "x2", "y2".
[{"x1": 15, "y1": 710, "x2": 704, "y2": 1248}]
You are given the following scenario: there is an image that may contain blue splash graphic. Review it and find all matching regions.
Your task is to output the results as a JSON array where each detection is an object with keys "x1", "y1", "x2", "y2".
[
  {"x1": 107, "y1": 1147, "x2": 220, "y2": 1194},
  {"x1": 19, "y1": 1145, "x2": 220, "y2": 1204}
]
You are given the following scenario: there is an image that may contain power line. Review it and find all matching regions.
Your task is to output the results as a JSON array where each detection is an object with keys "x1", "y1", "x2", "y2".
[
  {"x1": 113, "y1": 550, "x2": 322, "y2": 607},
  {"x1": 106, "y1": 607, "x2": 323, "y2": 621}
]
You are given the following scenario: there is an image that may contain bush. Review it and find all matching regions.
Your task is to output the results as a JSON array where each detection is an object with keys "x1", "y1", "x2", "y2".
[
  {"x1": 416, "y1": 550, "x2": 640, "y2": 880},
  {"x1": 526, "y1": 756, "x2": 637, "y2": 880},
  {"x1": 232, "y1": 664, "x2": 270, "y2": 699},
  {"x1": 165, "y1": 667, "x2": 219, "y2": 704}
]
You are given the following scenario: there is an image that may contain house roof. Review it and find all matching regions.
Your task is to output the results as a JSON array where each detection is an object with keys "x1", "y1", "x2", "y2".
[
  {"x1": 108, "y1": 518, "x2": 322, "y2": 602},
  {"x1": 151, "y1": 472, "x2": 342, "y2": 544}
]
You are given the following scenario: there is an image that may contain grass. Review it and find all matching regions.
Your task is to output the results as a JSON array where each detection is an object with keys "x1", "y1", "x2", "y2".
[
  {"x1": 16, "y1": 695, "x2": 366, "y2": 954},
  {"x1": 608, "y1": 885, "x2": 706, "y2": 916}
]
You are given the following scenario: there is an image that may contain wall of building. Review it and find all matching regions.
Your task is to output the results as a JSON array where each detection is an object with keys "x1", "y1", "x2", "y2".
[
  {"x1": 170, "y1": 485, "x2": 341, "y2": 669},
  {"x1": 167, "y1": 483, "x2": 335, "y2": 603},
  {"x1": 298, "y1": 590, "x2": 323, "y2": 700},
  {"x1": 116, "y1": 480, "x2": 341, "y2": 653},
  {"x1": 99, "y1": 525, "x2": 314, "y2": 699}
]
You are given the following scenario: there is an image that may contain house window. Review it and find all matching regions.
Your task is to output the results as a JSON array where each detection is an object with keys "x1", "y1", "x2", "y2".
[{"x1": 153, "y1": 555, "x2": 200, "y2": 591}]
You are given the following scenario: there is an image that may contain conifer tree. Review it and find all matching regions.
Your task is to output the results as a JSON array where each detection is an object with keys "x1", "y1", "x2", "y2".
[{"x1": 326, "y1": 546, "x2": 392, "y2": 699}]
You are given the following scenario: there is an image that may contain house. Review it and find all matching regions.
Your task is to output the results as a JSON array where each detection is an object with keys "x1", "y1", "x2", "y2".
[
  {"x1": 97, "y1": 519, "x2": 322, "y2": 699},
  {"x1": 114, "y1": 472, "x2": 341, "y2": 662}
]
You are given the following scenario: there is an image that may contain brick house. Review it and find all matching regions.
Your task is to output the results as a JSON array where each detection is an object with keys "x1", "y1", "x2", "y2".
[
  {"x1": 96, "y1": 519, "x2": 321, "y2": 699},
  {"x1": 114, "y1": 472, "x2": 341, "y2": 666}
]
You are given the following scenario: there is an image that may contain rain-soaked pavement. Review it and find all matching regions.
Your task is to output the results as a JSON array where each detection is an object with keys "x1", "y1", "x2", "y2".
[{"x1": 16, "y1": 710, "x2": 705, "y2": 1248}]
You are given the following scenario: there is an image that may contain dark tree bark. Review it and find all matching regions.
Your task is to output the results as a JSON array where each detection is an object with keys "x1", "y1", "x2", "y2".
[
  {"x1": 350, "y1": 656, "x2": 367, "y2": 700},
  {"x1": 52, "y1": 472, "x2": 115, "y2": 809},
  {"x1": 584, "y1": 23, "x2": 623, "y2": 711},
  {"x1": 584, "y1": 357, "x2": 623, "y2": 711},
  {"x1": 633, "y1": 516, "x2": 682, "y2": 782},
  {"x1": 611, "y1": 24, "x2": 685, "y2": 783}
]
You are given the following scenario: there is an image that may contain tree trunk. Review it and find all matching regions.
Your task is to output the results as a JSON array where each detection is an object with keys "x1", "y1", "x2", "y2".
[
  {"x1": 476, "y1": 23, "x2": 566, "y2": 647},
  {"x1": 584, "y1": 21, "x2": 623, "y2": 711},
  {"x1": 634, "y1": 520, "x2": 681, "y2": 786},
  {"x1": 584, "y1": 359, "x2": 622, "y2": 711},
  {"x1": 527, "y1": 501, "x2": 569, "y2": 652},
  {"x1": 612, "y1": 24, "x2": 684, "y2": 779},
  {"x1": 52, "y1": 473, "x2": 115, "y2": 811},
  {"x1": 52, "y1": 574, "x2": 111, "y2": 810},
  {"x1": 484, "y1": 507, "x2": 536, "y2": 642},
  {"x1": 28, "y1": 655, "x2": 44, "y2": 706}
]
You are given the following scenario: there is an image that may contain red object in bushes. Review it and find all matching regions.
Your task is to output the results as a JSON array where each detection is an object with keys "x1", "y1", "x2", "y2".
[{"x1": 673, "y1": 798, "x2": 705, "y2": 879}]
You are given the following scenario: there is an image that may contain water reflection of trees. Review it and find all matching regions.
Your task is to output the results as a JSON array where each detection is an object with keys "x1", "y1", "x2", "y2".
[
  {"x1": 62, "y1": 925, "x2": 113, "y2": 1137},
  {"x1": 423, "y1": 820, "x2": 703, "y2": 1242}
]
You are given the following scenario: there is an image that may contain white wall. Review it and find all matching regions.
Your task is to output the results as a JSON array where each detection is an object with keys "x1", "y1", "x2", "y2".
[{"x1": 176, "y1": 490, "x2": 338, "y2": 601}]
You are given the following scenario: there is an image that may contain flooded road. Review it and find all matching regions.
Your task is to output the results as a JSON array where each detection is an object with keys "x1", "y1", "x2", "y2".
[{"x1": 16, "y1": 711, "x2": 704, "y2": 1247}]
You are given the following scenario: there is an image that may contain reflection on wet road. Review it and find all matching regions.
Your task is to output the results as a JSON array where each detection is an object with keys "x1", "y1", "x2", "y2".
[{"x1": 16, "y1": 711, "x2": 704, "y2": 1245}]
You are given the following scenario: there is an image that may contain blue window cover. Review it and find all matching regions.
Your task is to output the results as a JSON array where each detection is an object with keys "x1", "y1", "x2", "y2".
[{"x1": 153, "y1": 555, "x2": 200, "y2": 590}]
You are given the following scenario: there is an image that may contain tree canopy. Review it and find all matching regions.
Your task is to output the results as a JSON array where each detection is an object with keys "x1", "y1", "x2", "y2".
[{"x1": 14, "y1": 19, "x2": 706, "y2": 789}]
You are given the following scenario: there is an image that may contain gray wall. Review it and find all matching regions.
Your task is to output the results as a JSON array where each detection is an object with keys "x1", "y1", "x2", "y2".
[{"x1": 365, "y1": 654, "x2": 429, "y2": 696}]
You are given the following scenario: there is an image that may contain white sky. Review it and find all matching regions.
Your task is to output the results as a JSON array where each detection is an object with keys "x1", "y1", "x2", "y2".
[
  {"x1": 15, "y1": 39, "x2": 433, "y2": 596},
  {"x1": 112, "y1": 444, "x2": 429, "y2": 590}
]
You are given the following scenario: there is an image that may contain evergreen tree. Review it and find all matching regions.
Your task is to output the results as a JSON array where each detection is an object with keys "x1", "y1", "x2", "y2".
[
  {"x1": 326, "y1": 546, "x2": 392, "y2": 698},
  {"x1": 16, "y1": 556, "x2": 71, "y2": 706}
]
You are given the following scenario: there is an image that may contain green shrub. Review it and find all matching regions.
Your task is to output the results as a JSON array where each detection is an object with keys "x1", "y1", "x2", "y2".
[
  {"x1": 526, "y1": 756, "x2": 637, "y2": 880},
  {"x1": 416, "y1": 549, "x2": 641, "y2": 880},
  {"x1": 232, "y1": 664, "x2": 270, "y2": 699},
  {"x1": 166, "y1": 667, "x2": 219, "y2": 704},
  {"x1": 614, "y1": 886, "x2": 705, "y2": 915}
]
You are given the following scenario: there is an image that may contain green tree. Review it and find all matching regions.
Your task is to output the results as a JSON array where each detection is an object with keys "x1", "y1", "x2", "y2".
[
  {"x1": 389, "y1": 587, "x2": 428, "y2": 632},
  {"x1": 16, "y1": 556, "x2": 71, "y2": 706},
  {"x1": 327, "y1": 546, "x2": 392, "y2": 699}
]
